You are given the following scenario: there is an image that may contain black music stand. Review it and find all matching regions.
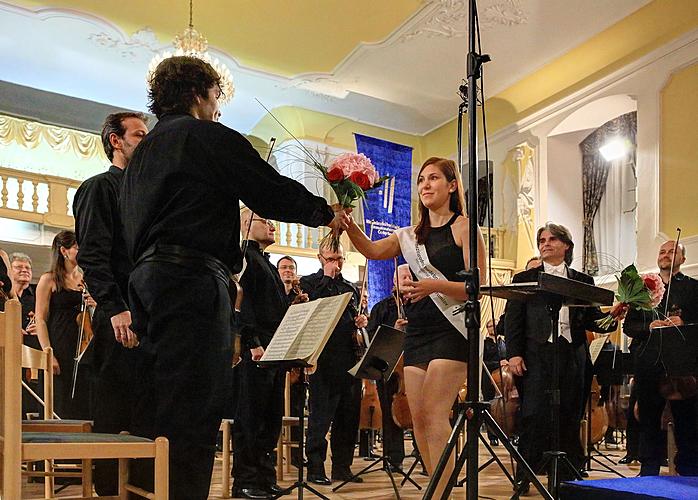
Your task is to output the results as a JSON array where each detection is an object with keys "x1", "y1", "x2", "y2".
[
  {"x1": 333, "y1": 325, "x2": 421, "y2": 499},
  {"x1": 258, "y1": 359, "x2": 329, "y2": 500}
]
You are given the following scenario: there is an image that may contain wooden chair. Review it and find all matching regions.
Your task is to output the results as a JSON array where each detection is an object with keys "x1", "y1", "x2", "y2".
[{"x1": 1, "y1": 299, "x2": 170, "y2": 499}]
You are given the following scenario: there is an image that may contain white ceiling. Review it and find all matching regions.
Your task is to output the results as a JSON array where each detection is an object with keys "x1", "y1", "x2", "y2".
[{"x1": 0, "y1": 0, "x2": 651, "y2": 135}]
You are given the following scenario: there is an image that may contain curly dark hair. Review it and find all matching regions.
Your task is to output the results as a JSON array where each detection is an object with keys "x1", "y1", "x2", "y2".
[
  {"x1": 101, "y1": 112, "x2": 148, "y2": 161},
  {"x1": 147, "y1": 56, "x2": 222, "y2": 118}
]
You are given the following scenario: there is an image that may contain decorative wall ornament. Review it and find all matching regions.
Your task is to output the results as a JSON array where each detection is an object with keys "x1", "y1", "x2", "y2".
[
  {"x1": 88, "y1": 28, "x2": 159, "y2": 61},
  {"x1": 399, "y1": 0, "x2": 527, "y2": 42},
  {"x1": 0, "y1": 114, "x2": 105, "y2": 161},
  {"x1": 515, "y1": 144, "x2": 536, "y2": 252}
]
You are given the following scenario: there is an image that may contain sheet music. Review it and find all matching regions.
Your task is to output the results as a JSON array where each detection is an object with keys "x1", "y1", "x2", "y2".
[
  {"x1": 291, "y1": 294, "x2": 346, "y2": 360},
  {"x1": 262, "y1": 300, "x2": 319, "y2": 361},
  {"x1": 589, "y1": 336, "x2": 608, "y2": 365}
]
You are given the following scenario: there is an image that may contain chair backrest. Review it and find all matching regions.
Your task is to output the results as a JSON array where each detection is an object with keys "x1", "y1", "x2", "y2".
[
  {"x1": 21, "y1": 345, "x2": 54, "y2": 420},
  {"x1": 1, "y1": 299, "x2": 22, "y2": 499}
]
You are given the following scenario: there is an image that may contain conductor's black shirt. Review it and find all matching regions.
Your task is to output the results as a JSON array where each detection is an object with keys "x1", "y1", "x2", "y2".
[
  {"x1": 74, "y1": 165, "x2": 131, "y2": 319},
  {"x1": 120, "y1": 113, "x2": 334, "y2": 273}
]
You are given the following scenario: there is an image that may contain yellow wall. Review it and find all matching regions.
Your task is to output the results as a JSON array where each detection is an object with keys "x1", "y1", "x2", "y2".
[{"x1": 660, "y1": 62, "x2": 698, "y2": 238}]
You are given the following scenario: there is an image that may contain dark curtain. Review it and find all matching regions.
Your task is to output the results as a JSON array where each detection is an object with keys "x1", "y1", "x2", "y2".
[{"x1": 579, "y1": 112, "x2": 636, "y2": 276}]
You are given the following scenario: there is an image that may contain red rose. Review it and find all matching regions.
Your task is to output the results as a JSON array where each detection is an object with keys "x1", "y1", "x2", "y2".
[
  {"x1": 349, "y1": 171, "x2": 371, "y2": 190},
  {"x1": 643, "y1": 276, "x2": 658, "y2": 291},
  {"x1": 327, "y1": 166, "x2": 344, "y2": 182}
]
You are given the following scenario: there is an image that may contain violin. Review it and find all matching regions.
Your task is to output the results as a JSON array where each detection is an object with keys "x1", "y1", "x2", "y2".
[{"x1": 71, "y1": 280, "x2": 95, "y2": 399}]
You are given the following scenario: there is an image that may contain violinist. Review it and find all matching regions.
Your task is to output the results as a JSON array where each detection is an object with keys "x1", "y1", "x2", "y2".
[
  {"x1": 72, "y1": 111, "x2": 148, "y2": 494},
  {"x1": 278, "y1": 255, "x2": 308, "y2": 305},
  {"x1": 365, "y1": 271, "x2": 411, "y2": 471},
  {"x1": 301, "y1": 239, "x2": 366, "y2": 485},
  {"x1": 624, "y1": 240, "x2": 698, "y2": 476},
  {"x1": 231, "y1": 209, "x2": 290, "y2": 499},
  {"x1": 34, "y1": 230, "x2": 95, "y2": 419}
]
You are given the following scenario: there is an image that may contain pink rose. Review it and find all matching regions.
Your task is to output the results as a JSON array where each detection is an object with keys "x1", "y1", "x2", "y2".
[
  {"x1": 327, "y1": 166, "x2": 344, "y2": 182},
  {"x1": 330, "y1": 153, "x2": 378, "y2": 189}
]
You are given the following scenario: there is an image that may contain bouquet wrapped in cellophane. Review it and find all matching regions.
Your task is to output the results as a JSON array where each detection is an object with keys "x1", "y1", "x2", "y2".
[{"x1": 596, "y1": 264, "x2": 665, "y2": 329}]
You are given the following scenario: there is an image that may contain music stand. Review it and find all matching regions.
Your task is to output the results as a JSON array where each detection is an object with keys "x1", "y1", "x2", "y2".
[
  {"x1": 333, "y1": 325, "x2": 421, "y2": 499},
  {"x1": 258, "y1": 359, "x2": 329, "y2": 500}
]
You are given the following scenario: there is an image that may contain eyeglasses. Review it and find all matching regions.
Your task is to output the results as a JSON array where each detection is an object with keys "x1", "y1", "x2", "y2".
[
  {"x1": 320, "y1": 255, "x2": 344, "y2": 264},
  {"x1": 251, "y1": 218, "x2": 275, "y2": 229}
]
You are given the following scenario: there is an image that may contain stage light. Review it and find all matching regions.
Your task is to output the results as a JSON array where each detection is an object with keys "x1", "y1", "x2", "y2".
[{"x1": 599, "y1": 138, "x2": 629, "y2": 161}]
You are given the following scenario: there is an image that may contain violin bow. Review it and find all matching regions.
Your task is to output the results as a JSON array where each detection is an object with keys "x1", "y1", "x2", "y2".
[
  {"x1": 664, "y1": 227, "x2": 682, "y2": 317},
  {"x1": 240, "y1": 137, "x2": 277, "y2": 261}
]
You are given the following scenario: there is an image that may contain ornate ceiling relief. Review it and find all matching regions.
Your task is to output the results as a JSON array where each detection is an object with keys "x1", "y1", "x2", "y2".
[
  {"x1": 398, "y1": 0, "x2": 527, "y2": 42},
  {"x1": 88, "y1": 28, "x2": 159, "y2": 61}
]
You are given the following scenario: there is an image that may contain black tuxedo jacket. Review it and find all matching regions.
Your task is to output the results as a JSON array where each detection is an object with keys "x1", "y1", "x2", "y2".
[{"x1": 504, "y1": 265, "x2": 611, "y2": 360}]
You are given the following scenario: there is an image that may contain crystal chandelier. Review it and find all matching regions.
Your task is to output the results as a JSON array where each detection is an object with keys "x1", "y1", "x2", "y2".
[{"x1": 147, "y1": 0, "x2": 234, "y2": 104}]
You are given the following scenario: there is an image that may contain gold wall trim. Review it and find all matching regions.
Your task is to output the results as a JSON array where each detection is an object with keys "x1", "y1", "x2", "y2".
[{"x1": 0, "y1": 114, "x2": 105, "y2": 161}]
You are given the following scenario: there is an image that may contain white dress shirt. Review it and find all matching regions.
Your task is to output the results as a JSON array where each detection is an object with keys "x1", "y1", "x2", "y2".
[{"x1": 543, "y1": 261, "x2": 572, "y2": 343}]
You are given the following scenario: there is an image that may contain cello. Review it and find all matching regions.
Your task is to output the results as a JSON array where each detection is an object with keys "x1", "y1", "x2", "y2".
[{"x1": 391, "y1": 262, "x2": 412, "y2": 429}]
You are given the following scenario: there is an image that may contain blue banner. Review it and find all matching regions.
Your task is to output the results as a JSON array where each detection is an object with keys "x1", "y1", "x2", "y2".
[{"x1": 354, "y1": 133, "x2": 412, "y2": 311}]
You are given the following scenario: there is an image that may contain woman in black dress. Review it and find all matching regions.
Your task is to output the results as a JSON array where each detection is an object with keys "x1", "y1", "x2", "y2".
[
  {"x1": 346, "y1": 157, "x2": 486, "y2": 497},
  {"x1": 35, "y1": 230, "x2": 94, "y2": 418}
]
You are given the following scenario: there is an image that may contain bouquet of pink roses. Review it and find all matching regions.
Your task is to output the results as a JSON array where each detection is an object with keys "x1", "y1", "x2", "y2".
[
  {"x1": 596, "y1": 264, "x2": 665, "y2": 329},
  {"x1": 317, "y1": 152, "x2": 389, "y2": 250}
]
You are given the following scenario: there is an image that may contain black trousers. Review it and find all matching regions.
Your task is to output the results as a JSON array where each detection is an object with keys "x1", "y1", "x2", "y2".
[
  {"x1": 517, "y1": 340, "x2": 586, "y2": 477},
  {"x1": 232, "y1": 351, "x2": 285, "y2": 489},
  {"x1": 636, "y1": 365, "x2": 698, "y2": 476},
  {"x1": 306, "y1": 367, "x2": 361, "y2": 475},
  {"x1": 90, "y1": 309, "x2": 144, "y2": 496},
  {"x1": 128, "y1": 261, "x2": 231, "y2": 500}
]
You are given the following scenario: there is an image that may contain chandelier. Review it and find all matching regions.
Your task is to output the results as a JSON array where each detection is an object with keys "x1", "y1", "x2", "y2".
[{"x1": 147, "y1": 0, "x2": 234, "y2": 104}]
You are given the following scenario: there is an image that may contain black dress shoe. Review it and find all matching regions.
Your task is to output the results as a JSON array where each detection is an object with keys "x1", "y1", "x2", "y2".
[
  {"x1": 579, "y1": 469, "x2": 589, "y2": 478},
  {"x1": 618, "y1": 455, "x2": 638, "y2": 464},
  {"x1": 232, "y1": 487, "x2": 272, "y2": 499},
  {"x1": 331, "y1": 470, "x2": 364, "y2": 483},
  {"x1": 266, "y1": 483, "x2": 288, "y2": 496},
  {"x1": 385, "y1": 463, "x2": 403, "y2": 473},
  {"x1": 307, "y1": 473, "x2": 331, "y2": 485},
  {"x1": 489, "y1": 437, "x2": 499, "y2": 446}
]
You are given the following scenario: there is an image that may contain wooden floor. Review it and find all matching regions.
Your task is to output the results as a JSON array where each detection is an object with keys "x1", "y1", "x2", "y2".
[{"x1": 22, "y1": 437, "x2": 640, "y2": 499}]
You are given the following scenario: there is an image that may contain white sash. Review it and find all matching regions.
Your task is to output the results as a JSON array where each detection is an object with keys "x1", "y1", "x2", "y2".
[{"x1": 395, "y1": 226, "x2": 468, "y2": 339}]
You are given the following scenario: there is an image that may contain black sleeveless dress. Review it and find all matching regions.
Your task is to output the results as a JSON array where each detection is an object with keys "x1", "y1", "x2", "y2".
[
  {"x1": 403, "y1": 214, "x2": 469, "y2": 366},
  {"x1": 48, "y1": 287, "x2": 91, "y2": 418}
]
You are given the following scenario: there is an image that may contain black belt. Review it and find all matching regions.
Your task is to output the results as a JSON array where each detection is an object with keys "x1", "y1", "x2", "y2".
[{"x1": 136, "y1": 244, "x2": 231, "y2": 286}]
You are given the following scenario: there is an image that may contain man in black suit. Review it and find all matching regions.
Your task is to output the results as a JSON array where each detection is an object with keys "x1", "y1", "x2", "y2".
[
  {"x1": 624, "y1": 240, "x2": 698, "y2": 476},
  {"x1": 505, "y1": 223, "x2": 620, "y2": 487}
]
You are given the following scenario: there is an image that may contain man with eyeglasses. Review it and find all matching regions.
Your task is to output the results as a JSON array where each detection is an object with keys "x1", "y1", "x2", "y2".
[
  {"x1": 231, "y1": 209, "x2": 291, "y2": 499},
  {"x1": 120, "y1": 56, "x2": 350, "y2": 499},
  {"x1": 301, "y1": 239, "x2": 367, "y2": 485}
]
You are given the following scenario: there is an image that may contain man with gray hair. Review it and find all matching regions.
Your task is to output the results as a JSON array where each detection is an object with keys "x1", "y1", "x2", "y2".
[
  {"x1": 9, "y1": 252, "x2": 36, "y2": 343},
  {"x1": 505, "y1": 222, "x2": 621, "y2": 490}
]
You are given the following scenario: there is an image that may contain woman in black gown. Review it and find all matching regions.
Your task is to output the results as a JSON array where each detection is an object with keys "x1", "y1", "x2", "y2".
[
  {"x1": 35, "y1": 230, "x2": 94, "y2": 418},
  {"x1": 346, "y1": 157, "x2": 486, "y2": 497}
]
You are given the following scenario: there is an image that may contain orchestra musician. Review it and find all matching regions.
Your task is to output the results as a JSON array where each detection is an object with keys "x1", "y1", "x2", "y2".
[
  {"x1": 623, "y1": 240, "x2": 698, "y2": 476},
  {"x1": 34, "y1": 230, "x2": 95, "y2": 419},
  {"x1": 9, "y1": 252, "x2": 40, "y2": 416},
  {"x1": 301, "y1": 239, "x2": 366, "y2": 485},
  {"x1": 365, "y1": 271, "x2": 411, "y2": 471},
  {"x1": 119, "y1": 55, "x2": 348, "y2": 499},
  {"x1": 73, "y1": 111, "x2": 148, "y2": 494},
  {"x1": 505, "y1": 223, "x2": 624, "y2": 491},
  {"x1": 231, "y1": 209, "x2": 290, "y2": 499},
  {"x1": 345, "y1": 157, "x2": 487, "y2": 498}
]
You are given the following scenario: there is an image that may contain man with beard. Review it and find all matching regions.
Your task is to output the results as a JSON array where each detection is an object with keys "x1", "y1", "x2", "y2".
[
  {"x1": 119, "y1": 56, "x2": 348, "y2": 499},
  {"x1": 624, "y1": 241, "x2": 698, "y2": 476},
  {"x1": 73, "y1": 111, "x2": 148, "y2": 494}
]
